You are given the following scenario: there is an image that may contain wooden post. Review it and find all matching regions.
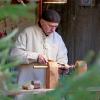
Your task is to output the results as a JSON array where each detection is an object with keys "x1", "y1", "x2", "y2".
[{"x1": 46, "y1": 61, "x2": 59, "y2": 89}]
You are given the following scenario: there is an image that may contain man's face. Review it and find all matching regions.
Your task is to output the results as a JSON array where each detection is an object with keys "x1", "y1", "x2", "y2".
[{"x1": 40, "y1": 19, "x2": 59, "y2": 36}]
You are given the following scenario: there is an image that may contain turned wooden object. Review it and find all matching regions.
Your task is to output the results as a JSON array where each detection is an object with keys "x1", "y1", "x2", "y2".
[{"x1": 75, "y1": 60, "x2": 87, "y2": 74}]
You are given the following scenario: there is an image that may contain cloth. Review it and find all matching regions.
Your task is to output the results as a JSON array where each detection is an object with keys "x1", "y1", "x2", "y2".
[
  {"x1": 42, "y1": 9, "x2": 61, "y2": 23},
  {"x1": 10, "y1": 24, "x2": 68, "y2": 87}
]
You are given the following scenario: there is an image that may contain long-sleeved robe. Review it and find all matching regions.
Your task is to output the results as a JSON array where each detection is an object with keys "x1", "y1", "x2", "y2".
[{"x1": 10, "y1": 24, "x2": 68, "y2": 87}]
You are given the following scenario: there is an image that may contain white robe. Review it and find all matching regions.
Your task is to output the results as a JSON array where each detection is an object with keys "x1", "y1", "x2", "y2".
[{"x1": 10, "y1": 24, "x2": 68, "y2": 87}]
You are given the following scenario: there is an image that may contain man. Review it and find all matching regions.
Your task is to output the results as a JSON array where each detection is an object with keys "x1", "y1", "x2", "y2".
[{"x1": 10, "y1": 9, "x2": 69, "y2": 89}]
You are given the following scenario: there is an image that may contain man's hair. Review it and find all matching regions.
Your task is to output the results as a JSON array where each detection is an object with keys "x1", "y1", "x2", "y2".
[{"x1": 41, "y1": 9, "x2": 61, "y2": 23}]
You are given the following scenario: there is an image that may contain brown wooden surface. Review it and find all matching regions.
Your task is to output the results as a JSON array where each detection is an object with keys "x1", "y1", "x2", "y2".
[
  {"x1": 6, "y1": 89, "x2": 54, "y2": 96},
  {"x1": 46, "y1": 61, "x2": 59, "y2": 89}
]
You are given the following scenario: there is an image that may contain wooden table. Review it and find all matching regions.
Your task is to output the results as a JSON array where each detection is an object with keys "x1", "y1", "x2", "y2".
[{"x1": 5, "y1": 89, "x2": 54, "y2": 96}]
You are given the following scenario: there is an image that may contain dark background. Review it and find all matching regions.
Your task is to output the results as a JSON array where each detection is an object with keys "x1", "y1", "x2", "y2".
[{"x1": 43, "y1": 0, "x2": 100, "y2": 64}]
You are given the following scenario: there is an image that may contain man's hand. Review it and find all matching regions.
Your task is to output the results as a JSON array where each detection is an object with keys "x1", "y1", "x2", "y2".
[
  {"x1": 58, "y1": 64, "x2": 74, "y2": 75},
  {"x1": 37, "y1": 54, "x2": 48, "y2": 65}
]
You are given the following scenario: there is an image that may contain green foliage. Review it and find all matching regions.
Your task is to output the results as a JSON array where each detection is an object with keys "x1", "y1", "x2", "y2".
[
  {"x1": 0, "y1": 29, "x2": 20, "y2": 100},
  {"x1": 0, "y1": 1, "x2": 37, "y2": 100},
  {"x1": 0, "y1": 0, "x2": 37, "y2": 20}
]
